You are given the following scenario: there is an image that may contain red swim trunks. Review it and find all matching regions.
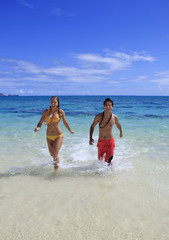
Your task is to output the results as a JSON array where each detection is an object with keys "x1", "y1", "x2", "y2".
[{"x1": 97, "y1": 138, "x2": 115, "y2": 163}]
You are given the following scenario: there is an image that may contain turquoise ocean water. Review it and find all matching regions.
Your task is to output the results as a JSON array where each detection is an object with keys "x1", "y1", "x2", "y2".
[{"x1": 0, "y1": 95, "x2": 169, "y2": 239}]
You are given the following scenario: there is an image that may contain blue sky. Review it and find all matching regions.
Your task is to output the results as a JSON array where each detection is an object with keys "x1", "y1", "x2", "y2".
[{"x1": 0, "y1": 0, "x2": 169, "y2": 96}]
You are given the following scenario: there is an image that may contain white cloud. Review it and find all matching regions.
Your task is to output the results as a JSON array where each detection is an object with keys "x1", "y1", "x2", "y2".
[
  {"x1": 19, "y1": 89, "x2": 24, "y2": 94},
  {"x1": 130, "y1": 53, "x2": 155, "y2": 62},
  {"x1": 158, "y1": 85, "x2": 162, "y2": 91},
  {"x1": 17, "y1": 0, "x2": 33, "y2": 9},
  {"x1": 154, "y1": 71, "x2": 169, "y2": 77},
  {"x1": 103, "y1": 49, "x2": 156, "y2": 62},
  {"x1": 0, "y1": 71, "x2": 10, "y2": 74},
  {"x1": 0, "y1": 50, "x2": 156, "y2": 89},
  {"x1": 0, "y1": 58, "x2": 41, "y2": 74},
  {"x1": 74, "y1": 53, "x2": 129, "y2": 71},
  {"x1": 50, "y1": 7, "x2": 75, "y2": 17},
  {"x1": 28, "y1": 90, "x2": 34, "y2": 94},
  {"x1": 73, "y1": 51, "x2": 155, "y2": 73},
  {"x1": 150, "y1": 78, "x2": 169, "y2": 85},
  {"x1": 130, "y1": 76, "x2": 148, "y2": 82},
  {"x1": 150, "y1": 71, "x2": 169, "y2": 85},
  {"x1": 51, "y1": 8, "x2": 65, "y2": 16}
]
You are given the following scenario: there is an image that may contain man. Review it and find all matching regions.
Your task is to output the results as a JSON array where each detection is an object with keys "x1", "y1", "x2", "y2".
[{"x1": 89, "y1": 98, "x2": 123, "y2": 165}]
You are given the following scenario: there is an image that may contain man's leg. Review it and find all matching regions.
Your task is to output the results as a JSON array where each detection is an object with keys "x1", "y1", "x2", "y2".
[{"x1": 105, "y1": 138, "x2": 115, "y2": 164}]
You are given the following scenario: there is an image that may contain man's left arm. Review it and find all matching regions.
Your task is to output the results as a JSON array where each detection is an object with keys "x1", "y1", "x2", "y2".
[{"x1": 115, "y1": 116, "x2": 123, "y2": 138}]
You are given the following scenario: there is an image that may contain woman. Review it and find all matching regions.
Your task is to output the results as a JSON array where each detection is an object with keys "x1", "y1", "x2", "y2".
[{"x1": 34, "y1": 96, "x2": 74, "y2": 169}]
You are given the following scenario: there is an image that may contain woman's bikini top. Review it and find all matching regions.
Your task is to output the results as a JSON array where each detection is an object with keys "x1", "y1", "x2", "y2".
[
  {"x1": 46, "y1": 115, "x2": 60, "y2": 123},
  {"x1": 99, "y1": 112, "x2": 112, "y2": 128},
  {"x1": 44, "y1": 112, "x2": 61, "y2": 125}
]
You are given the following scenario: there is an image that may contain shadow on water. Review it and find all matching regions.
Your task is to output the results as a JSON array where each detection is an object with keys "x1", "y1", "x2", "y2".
[{"x1": 0, "y1": 162, "x2": 115, "y2": 181}]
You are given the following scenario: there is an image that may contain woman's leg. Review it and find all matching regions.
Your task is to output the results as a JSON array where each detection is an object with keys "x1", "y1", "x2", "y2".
[
  {"x1": 47, "y1": 138, "x2": 54, "y2": 156},
  {"x1": 53, "y1": 135, "x2": 64, "y2": 166},
  {"x1": 47, "y1": 135, "x2": 64, "y2": 169}
]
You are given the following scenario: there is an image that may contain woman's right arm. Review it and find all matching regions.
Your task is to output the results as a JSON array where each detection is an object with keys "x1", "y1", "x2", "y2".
[{"x1": 34, "y1": 110, "x2": 47, "y2": 132}]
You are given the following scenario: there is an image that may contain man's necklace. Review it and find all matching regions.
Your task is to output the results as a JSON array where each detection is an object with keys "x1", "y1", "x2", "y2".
[{"x1": 99, "y1": 112, "x2": 112, "y2": 128}]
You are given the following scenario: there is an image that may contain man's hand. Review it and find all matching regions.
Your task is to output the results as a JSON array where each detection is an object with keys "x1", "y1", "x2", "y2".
[{"x1": 89, "y1": 138, "x2": 94, "y2": 145}]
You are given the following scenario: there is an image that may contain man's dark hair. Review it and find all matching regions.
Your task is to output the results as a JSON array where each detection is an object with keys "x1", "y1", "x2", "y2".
[{"x1": 103, "y1": 98, "x2": 114, "y2": 106}]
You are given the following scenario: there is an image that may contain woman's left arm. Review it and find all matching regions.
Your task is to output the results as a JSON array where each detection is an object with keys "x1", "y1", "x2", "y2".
[{"x1": 61, "y1": 110, "x2": 74, "y2": 134}]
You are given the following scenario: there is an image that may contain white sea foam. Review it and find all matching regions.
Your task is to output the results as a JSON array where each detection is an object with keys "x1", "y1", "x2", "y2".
[{"x1": 27, "y1": 134, "x2": 134, "y2": 177}]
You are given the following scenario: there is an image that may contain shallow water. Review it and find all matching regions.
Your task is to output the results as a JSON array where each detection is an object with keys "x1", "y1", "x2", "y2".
[{"x1": 0, "y1": 96, "x2": 169, "y2": 239}]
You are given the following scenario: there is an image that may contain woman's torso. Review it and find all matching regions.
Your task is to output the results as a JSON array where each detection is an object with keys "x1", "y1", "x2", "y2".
[{"x1": 46, "y1": 110, "x2": 63, "y2": 136}]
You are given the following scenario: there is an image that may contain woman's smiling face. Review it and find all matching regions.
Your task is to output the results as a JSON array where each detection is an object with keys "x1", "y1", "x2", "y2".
[{"x1": 51, "y1": 98, "x2": 58, "y2": 108}]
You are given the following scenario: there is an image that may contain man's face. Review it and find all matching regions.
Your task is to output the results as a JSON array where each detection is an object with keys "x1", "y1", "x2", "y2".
[{"x1": 104, "y1": 101, "x2": 113, "y2": 111}]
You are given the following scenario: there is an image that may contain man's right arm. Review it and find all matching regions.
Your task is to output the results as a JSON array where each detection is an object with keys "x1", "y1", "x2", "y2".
[{"x1": 89, "y1": 115, "x2": 99, "y2": 145}]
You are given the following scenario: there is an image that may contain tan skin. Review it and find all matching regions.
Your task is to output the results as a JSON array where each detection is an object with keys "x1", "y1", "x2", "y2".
[
  {"x1": 34, "y1": 98, "x2": 74, "y2": 170},
  {"x1": 89, "y1": 101, "x2": 123, "y2": 162}
]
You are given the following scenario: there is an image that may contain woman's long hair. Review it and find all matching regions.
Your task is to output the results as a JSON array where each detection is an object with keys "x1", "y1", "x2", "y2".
[{"x1": 44, "y1": 96, "x2": 60, "y2": 125}]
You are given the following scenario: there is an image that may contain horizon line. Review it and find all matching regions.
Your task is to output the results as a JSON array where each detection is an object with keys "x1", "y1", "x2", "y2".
[{"x1": 1, "y1": 94, "x2": 169, "y2": 97}]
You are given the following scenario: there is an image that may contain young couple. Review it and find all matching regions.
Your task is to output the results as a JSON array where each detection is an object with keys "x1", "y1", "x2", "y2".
[{"x1": 34, "y1": 96, "x2": 123, "y2": 169}]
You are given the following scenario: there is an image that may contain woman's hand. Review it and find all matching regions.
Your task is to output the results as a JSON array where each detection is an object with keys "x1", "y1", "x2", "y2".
[
  {"x1": 70, "y1": 130, "x2": 74, "y2": 134},
  {"x1": 34, "y1": 127, "x2": 40, "y2": 132}
]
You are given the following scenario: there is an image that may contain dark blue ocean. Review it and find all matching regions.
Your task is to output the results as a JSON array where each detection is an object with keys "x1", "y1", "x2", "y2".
[{"x1": 1, "y1": 95, "x2": 169, "y2": 167}]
